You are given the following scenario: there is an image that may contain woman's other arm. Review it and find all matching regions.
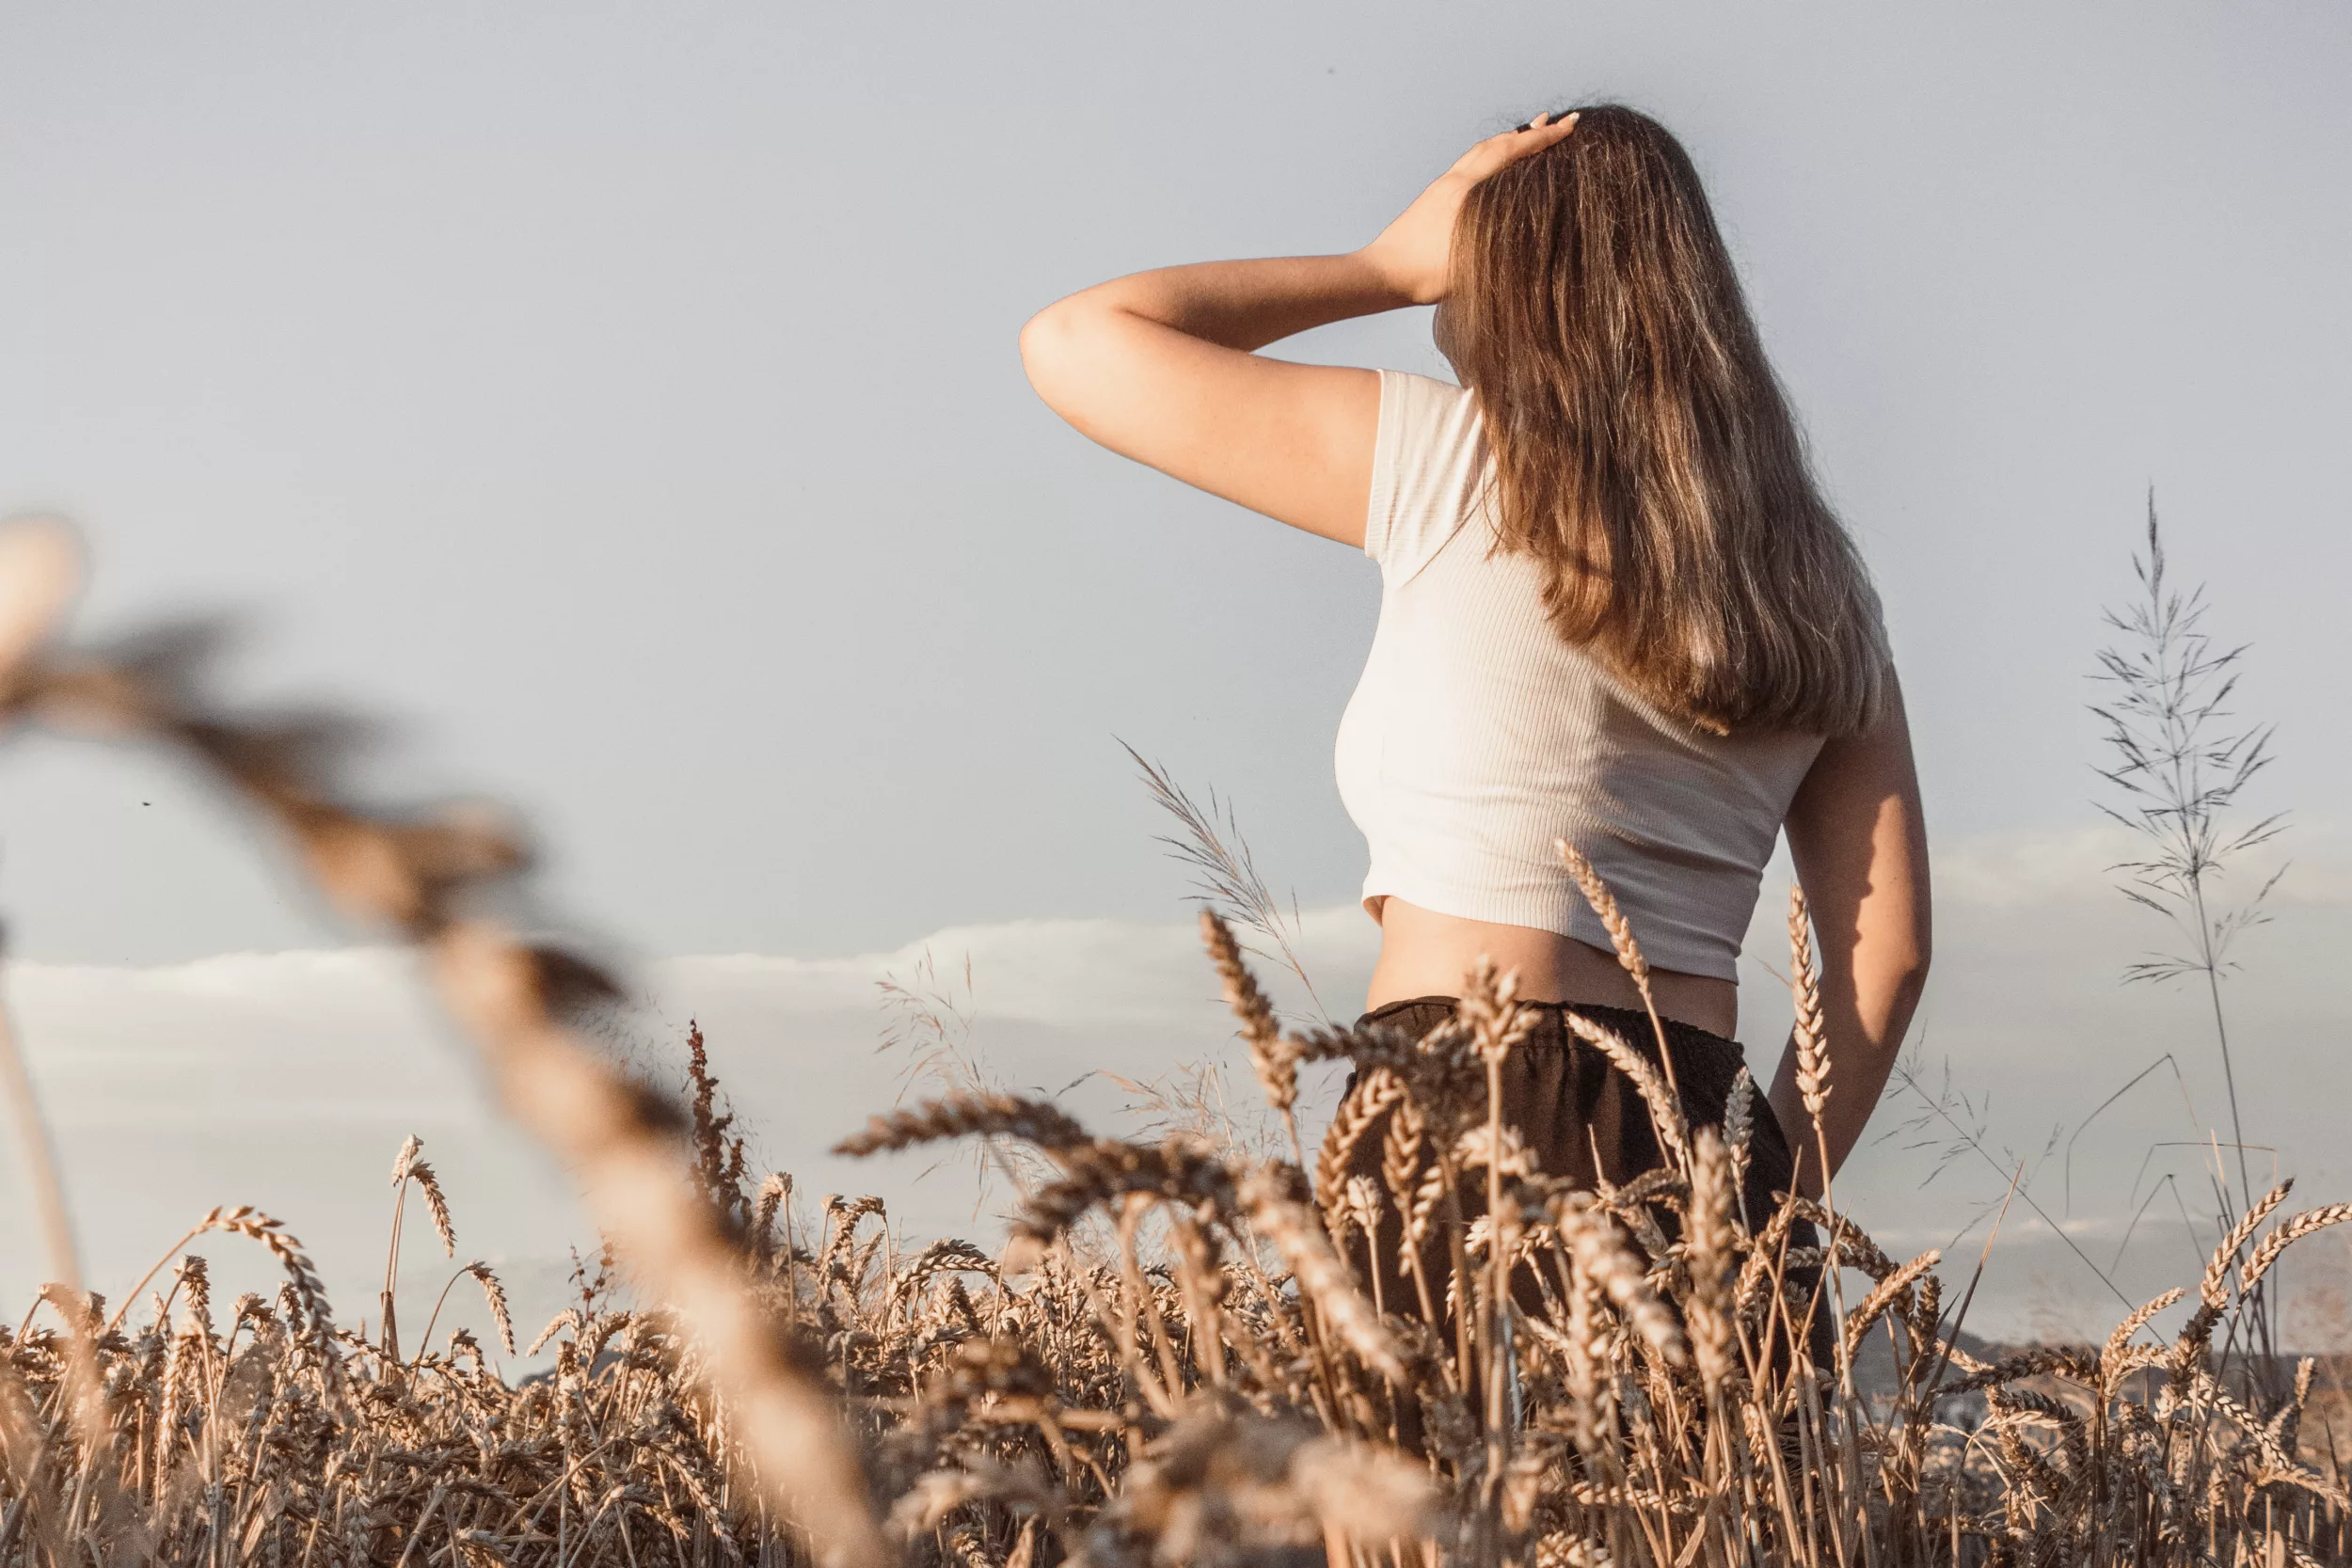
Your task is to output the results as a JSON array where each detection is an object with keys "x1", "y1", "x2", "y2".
[
  {"x1": 1773, "y1": 675, "x2": 1932, "y2": 1195},
  {"x1": 1018, "y1": 112, "x2": 1582, "y2": 546}
]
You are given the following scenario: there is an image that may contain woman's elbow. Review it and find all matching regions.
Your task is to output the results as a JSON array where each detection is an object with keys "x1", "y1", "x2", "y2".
[
  {"x1": 1016, "y1": 304, "x2": 1062, "y2": 379},
  {"x1": 1018, "y1": 300, "x2": 1093, "y2": 413},
  {"x1": 1888, "y1": 931, "x2": 1931, "y2": 1010},
  {"x1": 1853, "y1": 921, "x2": 1930, "y2": 1011}
]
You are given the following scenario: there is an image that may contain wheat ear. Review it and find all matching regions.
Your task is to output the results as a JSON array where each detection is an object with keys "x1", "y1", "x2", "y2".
[
  {"x1": 1552, "y1": 1190, "x2": 1687, "y2": 1368},
  {"x1": 834, "y1": 1092, "x2": 1096, "y2": 1160},
  {"x1": 1200, "y1": 909, "x2": 1305, "y2": 1165},
  {"x1": 1237, "y1": 1165, "x2": 1405, "y2": 1384},
  {"x1": 1838, "y1": 1250, "x2": 1941, "y2": 1366},
  {"x1": 1562, "y1": 1010, "x2": 1690, "y2": 1168},
  {"x1": 466, "y1": 1261, "x2": 516, "y2": 1355},
  {"x1": 1788, "y1": 886, "x2": 1831, "y2": 1126},
  {"x1": 412, "y1": 1160, "x2": 456, "y2": 1257},
  {"x1": 2202, "y1": 1180, "x2": 2292, "y2": 1309},
  {"x1": 1316, "y1": 1069, "x2": 1402, "y2": 1238},
  {"x1": 1724, "y1": 1067, "x2": 1756, "y2": 1199},
  {"x1": 1558, "y1": 838, "x2": 1681, "y2": 1099},
  {"x1": 2242, "y1": 1203, "x2": 2352, "y2": 1296},
  {"x1": 1686, "y1": 1128, "x2": 1740, "y2": 1393},
  {"x1": 2101, "y1": 1287, "x2": 2185, "y2": 1388}
]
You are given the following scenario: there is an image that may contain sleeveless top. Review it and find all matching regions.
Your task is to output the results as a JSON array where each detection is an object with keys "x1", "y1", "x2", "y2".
[{"x1": 1333, "y1": 370, "x2": 1827, "y2": 983}]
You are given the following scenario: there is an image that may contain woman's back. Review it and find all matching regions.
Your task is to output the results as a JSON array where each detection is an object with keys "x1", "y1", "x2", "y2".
[
  {"x1": 1338, "y1": 369, "x2": 1825, "y2": 985},
  {"x1": 1020, "y1": 102, "x2": 1930, "y2": 1187}
]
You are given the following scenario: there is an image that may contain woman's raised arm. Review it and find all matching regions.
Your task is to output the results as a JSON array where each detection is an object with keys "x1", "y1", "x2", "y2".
[
  {"x1": 1018, "y1": 111, "x2": 1582, "y2": 546},
  {"x1": 1018, "y1": 254, "x2": 1394, "y2": 546},
  {"x1": 1774, "y1": 675, "x2": 1933, "y2": 1195}
]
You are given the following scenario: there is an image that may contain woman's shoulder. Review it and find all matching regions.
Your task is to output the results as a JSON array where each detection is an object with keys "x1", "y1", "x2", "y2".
[
  {"x1": 1377, "y1": 367, "x2": 1479, "y2": 419},
  {"x1": 1366, "y1": 370, "x2": 1488, "y2": 578}
]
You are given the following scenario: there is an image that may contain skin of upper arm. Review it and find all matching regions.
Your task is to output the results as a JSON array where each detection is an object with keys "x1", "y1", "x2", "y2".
[
  {"x1": 1018, "y1": 298, "x2": 1379, "y2": 548},
  {"x1": 1783, "y1": 678, "x2": 1933, "y2": 1017}
]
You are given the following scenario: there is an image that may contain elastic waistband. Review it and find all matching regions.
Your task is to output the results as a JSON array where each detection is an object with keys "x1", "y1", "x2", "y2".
[{"x1": 1356, "y1": 993, "x2": 1742, "y2": 1053}]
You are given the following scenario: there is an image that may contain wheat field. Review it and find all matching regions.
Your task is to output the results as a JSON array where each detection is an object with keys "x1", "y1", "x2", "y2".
[{"x1": 1, "y1": 515, "x2": 2347, "y2": 1568}]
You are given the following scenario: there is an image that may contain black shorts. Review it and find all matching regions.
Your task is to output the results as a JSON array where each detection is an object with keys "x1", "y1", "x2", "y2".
[{"x1": 1337, "y1": 995, "x2": 1836, "y2": 1378}]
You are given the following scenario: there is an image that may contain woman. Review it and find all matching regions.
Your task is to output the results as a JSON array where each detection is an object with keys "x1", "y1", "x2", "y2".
[{"x1": 1020, "y1": 105, "x2": 1928, "y2": 1285}]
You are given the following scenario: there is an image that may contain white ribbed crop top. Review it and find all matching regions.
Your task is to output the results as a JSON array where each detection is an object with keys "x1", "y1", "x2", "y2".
[{"x1": 1333, "y1": 370, "x2": 1828, "y2": 983}]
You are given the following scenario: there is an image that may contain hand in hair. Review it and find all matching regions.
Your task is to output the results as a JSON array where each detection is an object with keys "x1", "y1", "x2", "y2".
[{"x1": 1359, "y1": 110, "x2": 1580, "y2": 306}]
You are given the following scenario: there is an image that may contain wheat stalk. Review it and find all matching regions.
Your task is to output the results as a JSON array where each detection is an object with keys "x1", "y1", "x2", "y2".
[{"x1": 1317, "y1": 1069, "x2": 1403, "y2": 1240}]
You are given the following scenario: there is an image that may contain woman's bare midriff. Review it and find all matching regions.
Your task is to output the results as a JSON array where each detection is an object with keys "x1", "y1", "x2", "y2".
[{"x1": 1365, "y1": 895, "x2": 1740, "y2": 1039}]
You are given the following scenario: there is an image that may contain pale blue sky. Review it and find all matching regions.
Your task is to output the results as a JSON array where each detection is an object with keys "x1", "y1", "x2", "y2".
[
  {"x1": 2, "y1": 2, "x2": 2344, "y2": 963},
  {"x1": 2, "y1": 5, "x2": 2349, "y2": 1346}
]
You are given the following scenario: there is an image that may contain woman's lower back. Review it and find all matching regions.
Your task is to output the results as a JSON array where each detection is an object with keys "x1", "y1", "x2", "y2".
[{"x1": 1366, "y1": 895, "x2": 1740, "y2": 1038}]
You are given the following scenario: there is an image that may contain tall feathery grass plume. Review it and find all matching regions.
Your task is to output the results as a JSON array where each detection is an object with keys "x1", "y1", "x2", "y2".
[
  {"x1": 1126, "y1": 740, "x2": 1331, "y2": 1026},
  {"x1": 2093, "y1": 493, "x2": 2291, "y2": 1386},
  {"x1": 875, "y1": 949, "x2": 1063, "y2": 1214}
]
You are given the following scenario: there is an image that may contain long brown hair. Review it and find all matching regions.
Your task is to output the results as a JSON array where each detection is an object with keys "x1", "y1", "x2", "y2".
[{"x1": 1440, "y1": 103, "x2": 1887, "y2": 736}]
